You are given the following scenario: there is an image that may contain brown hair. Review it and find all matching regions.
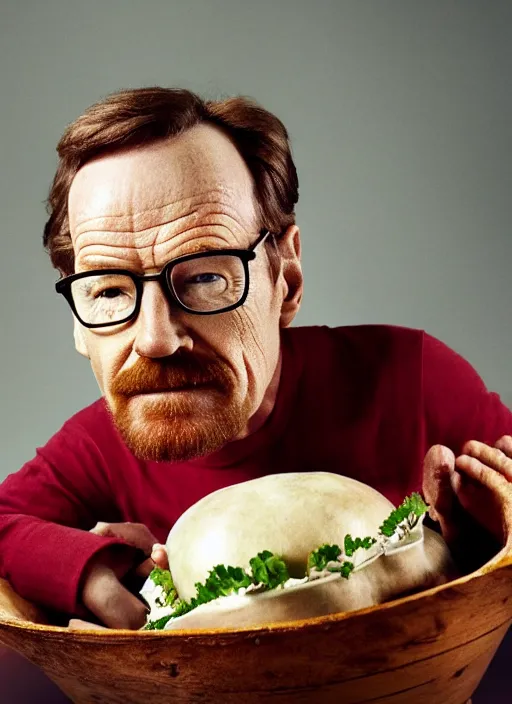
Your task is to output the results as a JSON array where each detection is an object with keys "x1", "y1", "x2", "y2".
[{"x1": 43, "y1": 87, "x2": 299, "y2": 275}]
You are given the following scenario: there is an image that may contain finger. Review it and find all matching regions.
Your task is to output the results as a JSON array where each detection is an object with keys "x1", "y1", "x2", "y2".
[
  {"x1": 135, "y1": 557, "x2": 156, "y2": 579},
  {"x1": 495, "y1": 435, "x2": 512, "y2": 458},
  {"x1": 454, "y1": 454, "x2": 512, "y2": 542},
  {"x1": 422, "y1": 445, "x2": 456, "y2": 519},
  {"x1": 455, "y1": 454, "x2": 512, "y2": 493},
  {"x1": 83, "y1": 564, "x2": 149, "y2": 630},
  {"x1": 151, "y1": 544, "x2": 169, "y2": 570},
  {"x1": 422, "y1": 445, "x2": 464, "y2": 546},
  {"x1": 68, "y1": 619, "x2": 109, "y2": 631},
  {"x1": 90, "y1": 521, "x2": 113, "y2": 536},
  {"x1": 90, "y1": 522, "x2": 159, "y2": 556},
  {"x1": 461, "y1": 440, "x2": 512, "y2": 481}
]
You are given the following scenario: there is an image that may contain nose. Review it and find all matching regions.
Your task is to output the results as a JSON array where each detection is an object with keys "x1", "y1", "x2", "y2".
[{"x1": 133, "y1": 282, "x2": 193, "y2": 358}]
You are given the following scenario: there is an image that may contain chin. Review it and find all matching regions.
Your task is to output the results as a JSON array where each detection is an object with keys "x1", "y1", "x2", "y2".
[{"x1": 114, "y1": 407, "x2": 245, "y2": 462}]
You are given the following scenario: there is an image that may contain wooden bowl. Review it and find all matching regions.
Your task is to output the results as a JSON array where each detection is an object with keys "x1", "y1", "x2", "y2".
[{"x1": 1, "y1": 489, "x2": 511, "y2": 703}]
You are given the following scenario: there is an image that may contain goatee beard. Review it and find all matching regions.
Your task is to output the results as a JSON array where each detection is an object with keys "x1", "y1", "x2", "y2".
[{"x1": 106, "y1": 352, "x2": 251, "y2": 462}]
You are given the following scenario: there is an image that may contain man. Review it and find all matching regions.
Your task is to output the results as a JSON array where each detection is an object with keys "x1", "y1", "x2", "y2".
[{"x1": 0, "y1": 87, "x2": 511, "y2": 631}]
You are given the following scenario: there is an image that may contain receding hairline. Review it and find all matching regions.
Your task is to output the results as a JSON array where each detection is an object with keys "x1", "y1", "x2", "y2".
[
  {"x1": 44, "y1": 87, "x2": 299, "y2": 276},
  {"x1": 67, "y1": 122, "x2": 260, "y2": 237}
]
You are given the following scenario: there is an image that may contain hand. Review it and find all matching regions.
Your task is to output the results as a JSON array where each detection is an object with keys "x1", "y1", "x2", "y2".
[
  {"x1": 423, "y1": 435, "x2": 512, "y2": 570},
  {"x1": 69, "y1": 522, "x2": 169, "y2": 631},
  {"x1": 90, "y1": 521, "x2": 169, "y2": 573},
  {"x1": 452, "y1": 436, "x2": 512, "y2": 541}
]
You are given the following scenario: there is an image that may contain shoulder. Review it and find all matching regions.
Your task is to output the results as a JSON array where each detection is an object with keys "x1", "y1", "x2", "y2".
[
  {"x1": 420, "y1": 332, "x2": 487, "y2": 390},
  {"x1": 41, "y1": 398, "x2": 123, "y2": 459},
  {"x1": 284, "y1": 324, "x2": 425, "y2": 368},
  {"x1": 286, "y1": 324, "x2": 511, "y2": 449},
  {"x1": 33, "y1": 398, "x2": 139, "y2": 482},
  {"x1": 285, "y1": 323, "x2": 424, "y2": 344},
  {"x1": 284, "y1": 323, "x2": 499, "y2": 403},
  {"x1": 59, "y1": 398, "x2": 113, "y2": 437}
]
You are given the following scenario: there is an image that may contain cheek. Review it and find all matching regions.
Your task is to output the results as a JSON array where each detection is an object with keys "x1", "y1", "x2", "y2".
[
  {"x1": 228, "y1": 303, "x2": 282, "y2": 394},
  {"x1": 198, "y1": 292, "x2": 280, "y2": 393},
  {"x1": 83, "y1": 332, "x2": 126, "y2": 396},
  {"x1": 200, "y1": 268, "x2": 279, "y2": 361},
  {"x1": 84, "y1": 346, "x2": 106, "y2": 393}
]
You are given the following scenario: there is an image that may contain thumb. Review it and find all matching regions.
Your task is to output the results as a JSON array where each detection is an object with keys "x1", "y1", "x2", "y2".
[
  {"x1": 422, "y1": 445, "x2": 459, "y2": 542},
  {"x1": 150, "y1": 543, "x2": 170, "y2": 570}
]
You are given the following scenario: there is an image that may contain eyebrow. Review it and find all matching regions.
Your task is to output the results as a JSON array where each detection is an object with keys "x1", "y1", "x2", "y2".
[
  {"x1": 80, "y1": 244, "x2": 233, "y2": 272},
  {"x1": 177, "y1": 243, "x2": 223, "y2": 256}
]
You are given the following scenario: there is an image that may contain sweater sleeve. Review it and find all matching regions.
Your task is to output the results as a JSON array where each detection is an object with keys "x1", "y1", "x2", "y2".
[
  {"x1": 0, "y1": 417, "x2": 136, "y2": 615},
  {"x1": 422, "y1": 332, "x2": 512, "y2": 453}
]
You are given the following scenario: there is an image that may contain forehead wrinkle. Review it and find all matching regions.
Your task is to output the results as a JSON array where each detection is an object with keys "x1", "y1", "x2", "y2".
[
  {"x1": 76, "y1": 225, "x2": 249, "y2": 274},
  {"x1": 71, "y1": 206, "x2": 200, "y2": 252},
  {"x1": 152, "y1": 215, "x2": 252, "y2": 250},
  {"x1": 72, "y1": 186, "x2": 253, "y2": 237},
  {"x1": 73, "y1": 212, "x2": 252, "y2": 265},
  {"x1": 77, "y1": 242, "x2": 148, "y2": 272},
  {"x1": 151, "y1": 229, "x2": 238, "y2": 263}
]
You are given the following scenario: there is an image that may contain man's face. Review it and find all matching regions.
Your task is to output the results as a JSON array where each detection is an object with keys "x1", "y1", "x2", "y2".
[{"x1": 67, "y1": 124, "x2": 301, "y2": 461}]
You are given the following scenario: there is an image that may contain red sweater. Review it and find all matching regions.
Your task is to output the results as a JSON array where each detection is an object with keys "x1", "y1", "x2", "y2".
[{"x1": 1, "y1": 325, "x2": 511, "y2": 616}]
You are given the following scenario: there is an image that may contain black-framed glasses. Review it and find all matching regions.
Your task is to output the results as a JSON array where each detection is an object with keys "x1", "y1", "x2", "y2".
[{"x1": 55, "y1": 229, "x2": 271, "y2": 329}]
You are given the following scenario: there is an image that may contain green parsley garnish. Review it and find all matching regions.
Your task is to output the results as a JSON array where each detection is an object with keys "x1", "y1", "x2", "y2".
[
  {"x1": 378, "y1": 493, "x2": 428, "y2": 537},
  {"x1": 144, "y1": 551, "x2": 289, "y2": 630},
  {"x1": 249, "y1": 550, "x2": 289, "y2": 588},
  {"x1": 344, "y1": 534, "x2": 377, "y2": 557},
  {"x1": 307, "y1": 536, "x2": 376, "y2": 579},
  {"x1": 307, "y1": 543, "x2": 342, "y2": 572},
  {"x1": 326, "y1": 560, "x2": 355, "y2": 579},
  {"x1": 145, "y1": 612, "x2": 175, "y2": 630},
  {"x1": 149, "y1": 567, "x2": 178, "y2": 608}
]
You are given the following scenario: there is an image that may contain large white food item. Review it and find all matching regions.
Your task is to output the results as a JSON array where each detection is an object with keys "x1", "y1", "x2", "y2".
[{"x1": 159, "y1": 472, "x2": 455, "y2": 630}]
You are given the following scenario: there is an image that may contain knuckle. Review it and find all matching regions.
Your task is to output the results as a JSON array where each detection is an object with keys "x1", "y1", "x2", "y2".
[
  {"x1": 494, "y1": 447, "x2": 506, "y2": 460},
  {"x1": 464, "y1": 440, "x2": 479, "y2": 455},
  {"x1": 497, "y1": 435, "x2": 512, "y2": 453}
]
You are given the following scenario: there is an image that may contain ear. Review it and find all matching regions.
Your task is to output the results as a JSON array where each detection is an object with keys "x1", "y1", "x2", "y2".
[
  {"x1": 73, "y1": 318, "x2": 90, "y2": 358},
  {"x1": 277, "y1": 225, "x2": 303, "y2": 328}
]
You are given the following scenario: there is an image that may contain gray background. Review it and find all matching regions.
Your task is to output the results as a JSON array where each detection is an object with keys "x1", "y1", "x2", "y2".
[{"x1": 1, "y1": 0, "x2": 510, "y2": 479}]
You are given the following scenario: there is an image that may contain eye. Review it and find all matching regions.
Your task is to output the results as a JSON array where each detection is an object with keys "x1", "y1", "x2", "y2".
[
  {"x1": 186, "y1": 273, "x2": 222, "y2": 284},
  {"x1": 96, "y1": 287, "x2": 125, "y2": 299}
]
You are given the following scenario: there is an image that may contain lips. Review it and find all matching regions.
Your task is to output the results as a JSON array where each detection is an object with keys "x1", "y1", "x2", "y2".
[
  {"x1": 138, "y1": 385, "x2": 208, "y2": 393},
  {"x1": 128, "y1": 382, "x2": 216, "y2": 397}
]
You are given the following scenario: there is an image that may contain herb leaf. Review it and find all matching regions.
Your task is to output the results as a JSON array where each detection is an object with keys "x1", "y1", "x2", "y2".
[
  {"x1": 144, "y1": 613, "x2": 175, "y2": 630},
  {"x1": 379, "y1": 493, "x2": 428, "y2": 537},
  {"x1": 145, "y1": 552, "x2": 289, "y2": 630},
  {"x1": 307, "y1": 543, "x2": 342, "y2": 572},
  {"x1": 249, "y1": 551, "x2": 290, "y2": 589},
  {"x1": 149, "y1": 567, "x2": 178, "y2": 607},
  {"x1": 192, "y1": 564, "x2": 253, "y2": 604},
  {"x1": 326, "y1": 560, "x2": 355, "y2": 579},
  {"x1": 343, "y1": 534, "x2": 377, "y2": 557}
]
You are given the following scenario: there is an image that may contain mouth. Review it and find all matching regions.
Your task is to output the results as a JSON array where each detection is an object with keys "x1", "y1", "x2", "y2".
[{"x1": 131, "y1": 384, "x2": 216, "y2": 396}]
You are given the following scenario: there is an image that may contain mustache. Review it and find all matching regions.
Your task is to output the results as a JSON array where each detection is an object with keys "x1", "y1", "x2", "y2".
[{"x1": 111, "y1": 353, "x2": 232, "y2": 397}]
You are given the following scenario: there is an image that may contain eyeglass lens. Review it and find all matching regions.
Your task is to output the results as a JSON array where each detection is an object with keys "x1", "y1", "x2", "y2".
[{"x1": 70, "y1": 254, "x2": 246, "y2": 325}]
